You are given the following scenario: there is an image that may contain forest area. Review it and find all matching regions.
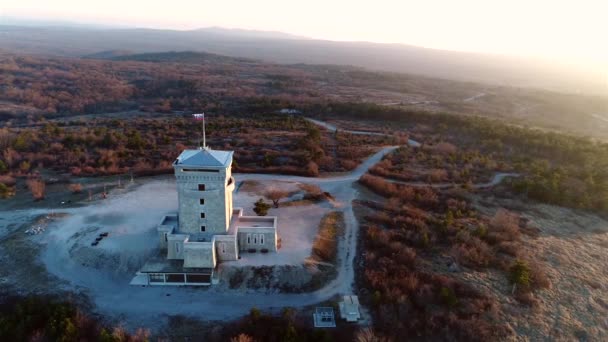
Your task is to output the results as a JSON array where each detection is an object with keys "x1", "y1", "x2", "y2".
[
  {"x1": 0, "y1": 114, "x2": 395, "y2": 200},
  {"x1": 312, "y1": 102, "x2": 608, "y2": 214}
]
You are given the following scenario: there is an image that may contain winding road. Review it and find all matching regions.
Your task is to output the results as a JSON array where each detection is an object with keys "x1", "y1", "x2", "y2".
[{"x1": 0, "y1": 118, "x2": 518, "y2": 329}]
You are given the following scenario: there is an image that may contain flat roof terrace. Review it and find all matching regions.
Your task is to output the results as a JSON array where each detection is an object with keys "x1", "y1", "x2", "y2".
[
  {"x1": 161, "y1": 214, "x2": 178, "y2": 226},
  {"x1": 140, "y1": 255, "x2": 212, "y2": 274},
  {"x1": 237, "y1": 216, "x2": 276, "y2": 227}
]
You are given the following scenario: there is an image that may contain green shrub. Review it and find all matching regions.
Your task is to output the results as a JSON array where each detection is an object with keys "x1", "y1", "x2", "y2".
[
  {"x1": 509, "y1": 260, "x2": 531, "y2": 287},
  {"x1": 253, "y1": 198, "x2": 271, "y2": 216},
  {"x1": 439, "y1": 287, "x2": 459, "y2": 308}
]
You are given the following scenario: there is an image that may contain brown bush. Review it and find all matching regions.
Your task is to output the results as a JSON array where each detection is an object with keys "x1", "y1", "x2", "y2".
[
  {"x1": 0, "y1": 175, "x2": 16, "y2": 186},
  {"x1": 432, "y1": 142, "x2": 458, "y2": 154},
  {"x1": 359, "y1": 174, "x2": 397, "y2": 198},
  {"x1": 311, "y1": 211, "x2": 344, "y2": 263},
  {"x1": 528, "y1": 260, "x2": 551, "y2": 290},
  {"x1": 305, "y1": 161, "x2": 319, "y2": 176},
  {"x1": 487, "y1": 209, "x2": 521, "y2": 243},
  {"x1": 68, "y1": 183, "x2": 83, "y2": 194},
  {"x1": 451, "y1": 239, "x2": 493, "y2": 268},
  {"x1": 26, "y1": 178, "x2": 45, "y2": 200}
]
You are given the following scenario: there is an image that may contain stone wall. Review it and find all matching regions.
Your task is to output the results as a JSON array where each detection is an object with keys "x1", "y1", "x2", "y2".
[
  {"x1": 183, "y1": 241, "x2": 216, "y2": 268},
  {"x1": 215, "y1": 235, "x2": 238, "y2": 261},
  {"x1": 237, "y1": 227, "x2": 277, "y2": 252},
  {"x1": 174, "y1": 165, "x2": 234, "y2": 236},
  {"x1": 167, "y1": 234, "x2": 189, "y2": 259}
]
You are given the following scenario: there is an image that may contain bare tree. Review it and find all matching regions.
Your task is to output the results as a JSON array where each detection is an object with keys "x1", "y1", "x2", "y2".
[{"x1": 265, "y1": 188, "x2": 289, "y2": 208}]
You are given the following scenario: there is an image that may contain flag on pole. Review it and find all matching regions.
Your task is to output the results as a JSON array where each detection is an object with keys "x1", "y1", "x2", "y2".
[{"x1": 193, "y1": 113, "x2": 206, "y2": 148}]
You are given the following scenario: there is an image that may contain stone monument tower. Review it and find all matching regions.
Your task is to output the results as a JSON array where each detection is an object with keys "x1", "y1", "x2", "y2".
[{"x1": 173, "y1": 147, "x2": 235, "y2": 240}]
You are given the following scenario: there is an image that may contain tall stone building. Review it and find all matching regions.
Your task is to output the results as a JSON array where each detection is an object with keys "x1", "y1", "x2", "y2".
[{"x1": 133, "y1": 147, "x2": 278, "y2": 286}]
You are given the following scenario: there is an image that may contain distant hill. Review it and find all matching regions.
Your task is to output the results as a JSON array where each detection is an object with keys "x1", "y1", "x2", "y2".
[
  {"x1": 192, "y1": 26, "x2": 306, "y2": 40},
  {"x1": 84, "y1": 50, "x2": 257, "y2": 64},
  {"x1": 83, "y1": 50, "x2": 135, "y2": 59},
  {"x1": 0, "y1": 24, "x2": 603, "y2": 95},
  {"x1": 107, "y1": 51, "x2": 257, "y2": 64}
]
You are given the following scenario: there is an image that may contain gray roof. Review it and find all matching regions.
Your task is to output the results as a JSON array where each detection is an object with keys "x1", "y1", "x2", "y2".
[{"x1": 176, "y1": 148, "x2": 233, "y2": 168}]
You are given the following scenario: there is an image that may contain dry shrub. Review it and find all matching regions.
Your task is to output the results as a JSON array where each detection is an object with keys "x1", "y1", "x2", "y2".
[
  {"x1": 0, "y1": 175, "x2": 16, "y2": 186},
  {"x1": 496, "y1": 241, "x2": 520, "y2": 257},
  {"x1": 26, "y1": 178, "x2": 45, "y2": 200},
  {"x1": 82, "y1": 166, "x2": 96, "y2": 174},
  {"x1": 68, "y1": 183, "x2": 83, "y2": 194},
  {"x1": 395, "y1": 247, "x2": 416, "y2": 267},
  {"x1": 451, "y1": 238, "x2": 493, "y2": 268},
  {"x1": 231, "y1": 334, "x2": 255, "y2": 342},
  {"x1": 311, "y1": 211, "x2": 344, "y2": 263},
  {"x1": 487, "y1": 209, "x2": 521, "y2": 243},
  {"x1": 528, "y1": 260, "x2": 551, "y2": 290},
  {"x1": 340, "y1": 159, "x2": 359, "y2": 171},
  {"x1": 70, "y1": 167, "x2": 82, "y2": 176},
  {"x1": 355, "y1": 327, "x2": 391, "y2": 342},
  {"x1": 359, "y1": 174, "x2": 397, "y2": 197},
  {"x1": 514, "y1": 291, "x2": 540, "y2": 307},
  {"x1": 366, "y1": 212, "x2": 392, "y2": 226},
  {"x1": 432, "y1": 142, "x2": 458, "y2": 154},
  {"x1": 305, "y1": 161, "x2": 319, "y2": 176},
  {"x1": 429, "y1": 169, "x2": 448, "y2": 182}
]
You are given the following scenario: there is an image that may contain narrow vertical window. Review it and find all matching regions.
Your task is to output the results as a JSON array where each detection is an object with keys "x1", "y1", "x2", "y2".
[
  {"x1": 247, "y1": 234, "x2": 251, "y2": 244},
  {"x1": 260, "y1": 234, "x2": 264, "y2": 245},
  {"x1": 200, "y1": 198, "x2": 205, "y2": 205},
  {"x1": 253, "y1": 234, "x2": 258, "y2": 245},
  {"x1": 175, "y1": 242, "x2": 180, "y2": 254},
  {"x1": 200, "y1": 212, "x2": 205, "y2": 219},
  {"x1": 200, "y1": 226, "x2": 205, "y2": 232}
]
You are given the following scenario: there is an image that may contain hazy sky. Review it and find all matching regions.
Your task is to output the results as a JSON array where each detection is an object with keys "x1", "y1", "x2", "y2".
[{"x1": 2, "y1": 0, "x2": 607, "y2": 63}]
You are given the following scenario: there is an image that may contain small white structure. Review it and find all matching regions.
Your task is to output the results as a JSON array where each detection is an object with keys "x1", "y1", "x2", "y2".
[
  {"x1": 278, "y1": 108, "x2": 301, "y2": 115},
  {"x1": 133, "y1": 146, "x2": 278, "y2": 286},
  {"x1": 339, "y1": 295, "x2": 361, "y2": 322},
  {"x1": 313, "y1": 307, "x2": 336, "y2": 328}
]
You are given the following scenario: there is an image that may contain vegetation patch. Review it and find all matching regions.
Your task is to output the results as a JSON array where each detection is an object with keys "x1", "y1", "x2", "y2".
[{"x1": 310, "y1": 211, "x2": 345, "y2": 264}]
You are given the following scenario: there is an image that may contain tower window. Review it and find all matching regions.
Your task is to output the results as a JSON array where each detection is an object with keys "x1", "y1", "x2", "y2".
[
  {"x1": 247, "y1": 234, "x2": 251, "y2": 244},
  {"x1": 200, "y1": 213, "x2": 205, "y2": 219},
  {"x1": 199, "y1": 198, "x2": 205, "y2": 205},
  {"x1": 198, "y1": 184, "x2": 206, "y2": 191},
  {"x1": 200, "y1": 226, "x2": 206, "y2": 232},
  {"x1": 260, "y1": 234, "x2": 264, "y2": 245}
]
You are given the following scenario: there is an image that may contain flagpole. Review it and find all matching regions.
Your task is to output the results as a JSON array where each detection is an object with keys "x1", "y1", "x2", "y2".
[{"x1": 202, "y1": 113, "x2": 206, "y2": 149}]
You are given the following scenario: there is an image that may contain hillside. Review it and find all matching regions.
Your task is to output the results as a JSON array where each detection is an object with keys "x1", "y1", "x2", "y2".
[
  {"x1": 1, "y1": 52, "x2": 607, "y2": 140},
  {"x1": 0, "y1": 25, "x2": 603, "y2": 95}
]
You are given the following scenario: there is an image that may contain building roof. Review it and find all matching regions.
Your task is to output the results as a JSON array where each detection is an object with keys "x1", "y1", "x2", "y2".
[
  {"x1": 139, "y1": 255, "x2": 213, "y2": 274},
  {"x1": 175, "y1": 148, "x2": 233, "y2": 168},
  {"x1": 339, "y1": 295, "x2": 361, "y2": 322},
  {"x1": 313, "y1": 307, "x2": 336, "y2": 328}
]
